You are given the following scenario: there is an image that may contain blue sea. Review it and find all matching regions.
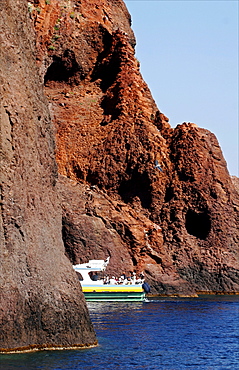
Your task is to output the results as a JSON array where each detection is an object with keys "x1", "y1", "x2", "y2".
[{"x1": 0, "y1": 296, "x2": 239, "y2": 370}]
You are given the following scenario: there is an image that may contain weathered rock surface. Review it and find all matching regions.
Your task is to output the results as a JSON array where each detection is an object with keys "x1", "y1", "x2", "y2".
[
  {"x1": 27, "y1": 0, "x2": 239, "y2": 296},
  {"x1": 0, "y1": 0, "x2": 96, "y2": 352},
  {"x1": 231, "y1": 176, "x2": 239, "y2": 195}
]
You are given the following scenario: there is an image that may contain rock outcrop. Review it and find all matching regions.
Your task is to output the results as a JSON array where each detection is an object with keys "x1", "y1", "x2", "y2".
[
  {"x1": 1, "y1": 1, "x2": 238, "y2": 354},
  {"x1": 27, "y1": 0, "x2": 239, "y2": 296},
  {"x1": 0, "y1": 0, "x2": 96, "y2": 352},
  {"x1": 231, "y1": 176, "x2": 239, "y2": 195}
]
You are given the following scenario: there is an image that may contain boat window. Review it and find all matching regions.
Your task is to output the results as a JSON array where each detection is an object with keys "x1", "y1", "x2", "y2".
[
  {"x1": 89, "y1": 272, "x2": 99, "y2": 281},
  {"x1": 76, "y1": 272, "x2": 83, "y2": 281}
]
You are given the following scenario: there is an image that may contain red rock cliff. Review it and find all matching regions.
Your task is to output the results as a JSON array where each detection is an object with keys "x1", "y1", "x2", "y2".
[
  {"x1": 0, "y1": 0, "x2": 96, "y2": 352},
  {"x1": 29, "y1": 0, "x2": 239, "y2": 295}
]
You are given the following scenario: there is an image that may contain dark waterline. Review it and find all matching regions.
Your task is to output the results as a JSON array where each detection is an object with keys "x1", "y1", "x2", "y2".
[{"x1": 0, "y1": 295, "x2": 239, "y2": 370}]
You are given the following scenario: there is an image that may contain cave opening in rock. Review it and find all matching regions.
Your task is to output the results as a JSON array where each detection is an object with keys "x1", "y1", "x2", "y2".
[
  {"x1": 185, "y1": 209, "x2": 211, "y2": 240},
  {"x1": 164, "y1": 186, "x2": 174, "y2": 202},
  {"x1": 100, "y1": 83, "x2": 121, "y2": 124},
  {"x1": 91, "y1": 32, "x2": 122, "y2": 93},
  {"x1": 44, "y1": 50, "x2": 81, "y2": 84},
  {"x1": 72, "y1": 161, "x2": 84, "y2": 181},
  {"x1": 99, "y1": 54, "x2": 121, "y2": 92},
  {"x1": 118, "y1": 171, "x2": 152, "y2": 209}
]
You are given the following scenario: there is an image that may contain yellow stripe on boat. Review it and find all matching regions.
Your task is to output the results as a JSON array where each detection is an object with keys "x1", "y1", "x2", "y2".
[{"x1": 82, "y1": 285, "x2": 144, "y2": 293}]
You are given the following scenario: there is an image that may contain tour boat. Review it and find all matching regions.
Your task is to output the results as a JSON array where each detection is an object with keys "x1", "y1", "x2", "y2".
[{"x1": 73, "y1": 257, "x2": 147, "y2": 301}]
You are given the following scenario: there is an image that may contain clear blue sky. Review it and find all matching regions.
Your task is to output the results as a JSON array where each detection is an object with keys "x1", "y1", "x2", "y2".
[{"x1": 125, "y1": 0, "x2": 238, "y2": 176}]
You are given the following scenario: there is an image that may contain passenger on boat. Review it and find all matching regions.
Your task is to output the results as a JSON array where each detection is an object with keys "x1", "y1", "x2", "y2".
[
  {"x1": 103, "y1": 272, "x2": 145, "y2": 285},
  {"x1": 109, "y1": 276, "x2": 117, "y2": 285},
  {"x1": 139, "y1": 272, "x2": 145, "y2": 281},
  {"x1": 103, "y1": 275, "x2": 110, "y2": 284},
  {"x1": 131, "y1": 272, "x2": 136, "y2": 284},
  {"x1": 91, "y1": 273, "x2": 98, "y2": 281},
  {"x1": 126, "y1": 277, "x2": 132, "y2": 284}
]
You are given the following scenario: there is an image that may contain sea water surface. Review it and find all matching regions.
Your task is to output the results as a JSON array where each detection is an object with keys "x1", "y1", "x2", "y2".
[{"x1": 0, "y1": 296, "x2": 239, "y2": 370}]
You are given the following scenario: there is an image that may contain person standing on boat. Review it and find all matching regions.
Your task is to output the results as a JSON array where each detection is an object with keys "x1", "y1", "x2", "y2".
[
  {"x1": 139, "y1": 272, "x2": 145, "y2": 282},
  {"x1": 131, "y1": 272, "x2": 136, "y2": 284},
  {"x1": 91, "y1": 273, "x2": 98, "y2": 281},
  {"x1": 103, "y1": 275, "x2": 110, "y2": 284},
  {"x1": 109, "y1": 276, "x2": 117, "y2": 285}
]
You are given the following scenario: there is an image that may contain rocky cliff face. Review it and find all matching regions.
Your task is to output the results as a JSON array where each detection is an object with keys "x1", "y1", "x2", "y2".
[
  {"x1": 0, "y1": 0, "x2": 96, "y2": 353},
  {"x1": 27, "y1": 0, "x2": 239, "y2": 296},
  {"x1": 1, "y1": 4, "x2": 238, "y2": 356}
]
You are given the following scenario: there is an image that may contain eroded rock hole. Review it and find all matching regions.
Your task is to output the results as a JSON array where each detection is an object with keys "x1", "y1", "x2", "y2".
[
  {"x1": 119, "y1": 171, "x2": 152, "y2": 209},
  {"x1": 91, "y1": 33, "x2": 122, "y2": 92},
  {"x1": 99, "y1": 54, "x2": 121, "y2": 92},
  {"x1": 185, "y1": 209, "x2": 211, "y2": 240},
  {"x1": 164, "y1": 187, "x2": 174, "y2": 202},
  {"x1": 100, "y1": 84, "x2": 121, "y2": 125},
  {"x1": 178, "y1": 169, "x2": 195, "y2": 182},
  {"x1": 72, "y1": 162, "x2": 84, "y2": 181},
  {"x1": 44, "y1": 50, "x2": 81, "y2": 84},
  {"x1": 86, "y1": 170, "x2": 100, "y2": 187}
]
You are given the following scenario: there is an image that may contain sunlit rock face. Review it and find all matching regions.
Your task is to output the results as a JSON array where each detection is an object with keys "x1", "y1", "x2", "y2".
[
  {"x1": 0, "y1": 0, "x2": 96, "y2": 352},
  {"x1": 29, "y1": 0, "x2": 239, "y2": 295}
]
